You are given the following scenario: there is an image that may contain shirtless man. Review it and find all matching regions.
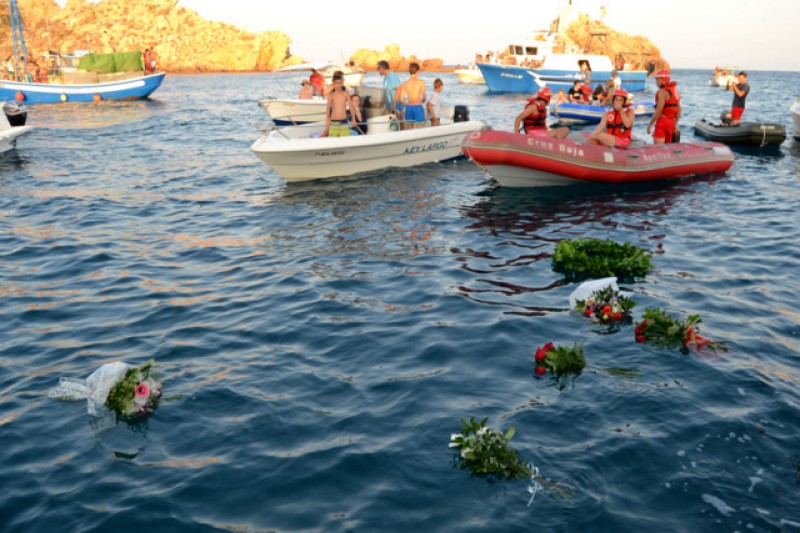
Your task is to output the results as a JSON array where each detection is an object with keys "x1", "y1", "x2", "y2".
[
  {"x1": 397, "y1": 62, "x2": 427, "y2": 129},
  {"x1": 322, "y1": 73, "x2": 351, "y2": 137}
]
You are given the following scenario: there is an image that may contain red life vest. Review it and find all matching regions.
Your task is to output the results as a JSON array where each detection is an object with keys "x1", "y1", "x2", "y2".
[
  {"x1": 605, "y1": 109, "x2": 632, "y2": 139},
  {"x1": 661, "y1": 81, "x2": 680, "y2": 119},
  {"x1": 523, "y1": 101, "x2": 548, "y2": 132}
]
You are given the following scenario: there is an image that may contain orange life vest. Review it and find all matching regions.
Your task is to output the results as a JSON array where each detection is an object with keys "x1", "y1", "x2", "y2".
[
  {"x1": 605, "y1": 109, "x2": 632, "y2": 139},
  {"x1": 661, "y1": 81, "x2": 680, "y2": 119},
  {"x1": 522, "y1": 101, "x2": 547, "y2": 132}
]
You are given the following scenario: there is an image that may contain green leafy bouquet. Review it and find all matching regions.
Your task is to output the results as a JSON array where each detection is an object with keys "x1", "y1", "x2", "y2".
[
  {"x1": 449, "y1": 417, "x2": 532, "y2": 480},
  {"x1": 552, "y1": 239, "x2": 652, "y2": 281},
  {"x1": 105, "y1": 360, "x2": 162, "y2": 418},
  {"x1": 534, "y1": 342, "x2": 586, "y2": 377},
  {"x1": 635, "y1": 308, "x2": 727, "y2": 354}
]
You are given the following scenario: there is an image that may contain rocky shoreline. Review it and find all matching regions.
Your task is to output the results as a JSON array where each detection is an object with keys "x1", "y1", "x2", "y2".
[{"x1": 4, "y1": 0, "x2": 666, "y2": 74}]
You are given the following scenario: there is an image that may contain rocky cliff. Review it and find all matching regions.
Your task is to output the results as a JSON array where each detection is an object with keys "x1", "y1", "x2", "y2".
[
  {"x1": 350, "y1": 44, "x2": 445, "y2": 72},
  {"x1": 562, "y1": 14, "x2": 669, "y2": 71},
  {"x1": 2, "y1": 0, "x2": 294, "y2": 72}
]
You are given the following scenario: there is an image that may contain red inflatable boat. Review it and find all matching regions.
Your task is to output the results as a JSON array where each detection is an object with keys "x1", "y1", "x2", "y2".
[{"x1": 461, "y1": 129, "x2": 735, "y2": 187}]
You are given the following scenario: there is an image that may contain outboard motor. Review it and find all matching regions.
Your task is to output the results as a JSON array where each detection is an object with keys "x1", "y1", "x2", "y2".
[
  {"x1": 719, "y1": 110, "x2": 732, "y2": 126},
  {"x1": 3, "y1": 102, "x2": 27, "y2": 127},
  {"x1": 454, "y1": 105, "x2": 469, "y2": 123}
]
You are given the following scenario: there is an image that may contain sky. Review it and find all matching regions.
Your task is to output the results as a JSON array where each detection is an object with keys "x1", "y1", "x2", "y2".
[{"x1": 178, "y1": 0, "x2": 800, "y2": 71}]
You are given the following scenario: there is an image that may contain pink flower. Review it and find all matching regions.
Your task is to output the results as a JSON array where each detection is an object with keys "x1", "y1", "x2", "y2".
[{"x1": 135, "y1": 382, "x2": 150, "y2": 398}]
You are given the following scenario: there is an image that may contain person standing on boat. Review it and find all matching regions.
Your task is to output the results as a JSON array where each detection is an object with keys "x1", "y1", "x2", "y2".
[
  {"x1": 398, "y1": 62, "x2": 427, "y2": 129},
  {"x1": 610, "y1": 70, "x2": 621, "y2": 89},
  {"x1": 321, "y1": 72, "x2": 352, "y2": 138},
  {"x1": 730, "y1": 71, "x2": 749, "y2": 126},
  {"x1": 647, "y1": 70, "x2": 681, "y2": 144},
  {"x1": 377, "y1": 60, "x2": 404, "y2": 124},
  {"x1": 427, "y1": 78, "x2": 443, "y2": 127},
  {"x1": 589, "y1": 89, "x2": 635, "y2": 147},
  {"x1": 143, "y1": 49, "x2": 152, "y2": 74},
  {"x1": 514, "y1": 87, "x2": 570, "y2": 139},
  {"x1": 309, "y1": 68, "x2": 324, "y2": 96}
]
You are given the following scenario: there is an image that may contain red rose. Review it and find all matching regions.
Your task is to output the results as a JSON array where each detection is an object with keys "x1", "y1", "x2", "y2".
[
  {"x1": 535, "y1": 349, "x2": 546, "y2": 362},
  {"x1": 543, "y1": 342, "x2": 554, "y2": 353},
  {"x1": 613, "y1": 312, "x2": 622, "y2": 321},
  {"x1": 635, "y1": 335, "x2": 646, "y2": 343},
  {"x1": 584, "y1": 308, "x2": 592, "y2": 317},
  {"x1": 535, "y1": 366, "x2": 546, "y2": 376},
  {"x1": 634, "y1": 326, "x2": 643, "y2": 335},
  {"x1": 603, "y1": 305, "x2": 612, "y2": 315}
]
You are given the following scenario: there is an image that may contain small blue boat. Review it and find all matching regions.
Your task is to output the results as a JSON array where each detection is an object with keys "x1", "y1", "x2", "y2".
[
  {"x1": 549, "y1": 101, "x2": 655, "y2": 123},
  {"x1": 0, "y1": 72, "x2": 166, "y2": 104},
  {"x1": 3, "y1": 0, "x2": 165, "y2": 104}
]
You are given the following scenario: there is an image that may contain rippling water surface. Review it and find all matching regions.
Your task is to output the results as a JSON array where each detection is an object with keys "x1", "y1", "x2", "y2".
[{"x1": 2, "y1": 69, "x2": 799, "y2": 531}]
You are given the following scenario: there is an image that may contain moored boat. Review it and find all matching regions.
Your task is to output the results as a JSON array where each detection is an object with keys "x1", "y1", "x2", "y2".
[
  {"x1": 693, "y1": 118, "x2": 786, "y2": 147},
  {"x1": 454, "y1": 66, "x2": 486, "y2": 85},
  {"x1": 1, "y1": 101, "x2": 33, "y2": 154},
  {"x1": 791, "y1": 98, "x2": 800, "y2": 140},
  {"x1": 3, "y1": 0, "x2": 165, "y2": 104},
  {"x1": 461, "y1": 129, "x2": 734, "y2": 188},
  {"x1": 251, "y1": 106, "x2": 484, "y2": 182},
  {"x1": 549, "y1": 101, "x2": 655, "y2": 123}
]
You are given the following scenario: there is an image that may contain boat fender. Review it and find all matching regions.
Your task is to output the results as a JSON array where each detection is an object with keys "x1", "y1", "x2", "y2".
[
  {"x1": 454, "y1": 105, "x2": 469, "y2": 123},
  {"x1": 15, "y1": 91, "x2": 25, "y2": 102},
  {"x1": 61, "y1": 94, "x2": 68, "y2": 102},
  {"x1": 93, "y1": 94, "x2": 102, "y2": 103}
]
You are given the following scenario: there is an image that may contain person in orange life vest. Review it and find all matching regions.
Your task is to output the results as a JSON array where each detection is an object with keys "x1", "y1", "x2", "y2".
[
  {"x1": 647, "y1": 70, "x2": 682, "y2": 144},
  {"x1": 580, "y1": 77, "x2": 593, "y2": 102},
  {"x1": 514, "y1": 87, "x2": 570, "y2": 139},
  {"x1": 309, "y1": 68, "x2": 324, "y2": 96},
  {"x1": 589, "y1": 89, "x2": 635, "y2": 147}
]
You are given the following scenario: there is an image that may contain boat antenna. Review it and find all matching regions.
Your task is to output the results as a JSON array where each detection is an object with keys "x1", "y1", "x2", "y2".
[{"x1": 9, "y1": 0, "x2": 29, "y2": 80}]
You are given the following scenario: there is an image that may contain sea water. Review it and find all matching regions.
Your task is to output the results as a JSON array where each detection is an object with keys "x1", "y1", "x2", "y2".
[{"x1": 1, "y1": 69, "x2": 799, "y2": 531}]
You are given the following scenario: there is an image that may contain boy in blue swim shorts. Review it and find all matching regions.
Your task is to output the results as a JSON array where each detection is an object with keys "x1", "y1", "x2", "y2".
[{"x1": 398, "y1": 62, "x2": 427, "y2": 129}]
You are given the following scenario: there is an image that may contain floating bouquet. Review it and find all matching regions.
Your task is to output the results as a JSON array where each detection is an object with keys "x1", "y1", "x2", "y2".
[
  {"x1": 552, "y1": 239, "x2": 652, "y2": 281},
  {"x1": 534, "y1": 342, "x2": 586, "y2": 377},
  {"x1": 575, "y1": 285, "x2": 636, "y2": 325},
  {"x1": 449, "y1": 417, "x2": 531, "y2": 480},
  {"x1": 49, "y1": 360, "x2": 162, "y2": 419},
  {"x1": 635, "y1": 308, "x2": 727, "y2": 354}
]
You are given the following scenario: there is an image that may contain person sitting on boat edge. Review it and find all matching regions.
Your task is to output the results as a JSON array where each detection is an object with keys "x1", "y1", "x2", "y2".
[
  {"x1": 580, "y1": 76, "x2": 593, "y2": 102},
  {"x1": 589, "y1": 89, "x2": 635, "y2": 147},
  {"x1": 398, "y1": 62, "x2": 427, "y2": 130},
  {"x1": 568, "y1": 81, "x2": 583, "y2": 103},
  {"x1": 730, "y1": 71, "x2": 749, "y2": 126},
  {"x1": 349, "y1": 93, "x2": 368, "y2": 135},
  {"x1": 647, "y1": 69, "x2": 681, "y2": 144},
  {"x1": 514, "y1": 87, "x2": 570, "y2": 139},
  {"x1": 299, "y1": 79, "x2": 313, "y2": 100},
  {"x1": 321, "y1": 72, "x2": 351, "y2": 137},
  {"x1": 592, "y1": 80, "x2": 612, "y2": 105}
]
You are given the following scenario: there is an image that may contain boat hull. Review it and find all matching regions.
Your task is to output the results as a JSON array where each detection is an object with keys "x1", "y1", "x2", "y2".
[
  {"x1": 0, "y1": 125, "x2": 33, "y2": 154},
  {"x1": 550, "y1": 101, "x2": 655, "y2": 123},
  {"x1": 454, "y1": 69, "x2": 486, "y2": 85},
  {"x1": 259, "y1": 98, "x2": 327, "y2": 125},
  {"x1": 693, "y1": 119, "x2": 786, "y2": 146},
  {"x1": 461, "y1": 129, "x2": 734, "y2": 188},
  {"x1": 251, "y1": 120, "x2": 485, "y2": 182},
  {"x1": 477, "y1": 63, "x2": 647, "y2": 93},
  {"x1": 791, "y1": 100, "x2": 800, "y2": 140},
  {"x1": 0, "y1": 72, "x2": 166, "y2": 104}
]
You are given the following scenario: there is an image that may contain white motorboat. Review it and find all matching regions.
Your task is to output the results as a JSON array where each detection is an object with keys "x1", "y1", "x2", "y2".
[
  {"x1": 322, "y1": 65, "x2": 365, "y2": 87},
  {"x1": 791, "y1": 97, "x2": 800, "y2": 140},
  {"x1": 251, "y1": 106, "x2": 484, "y2": 182},
  {"x1": 1, "y1": 102, "x2": 33, "y2": 154},
  {"x1": 454, "y1": 65, "x2": 485, "y2": 85},
  {"x1": 708, "y1": 66, "x2": 738, "y2": 88},
  {"x1": 258, "y1": 97, "x2": 327, "y2": 126}
]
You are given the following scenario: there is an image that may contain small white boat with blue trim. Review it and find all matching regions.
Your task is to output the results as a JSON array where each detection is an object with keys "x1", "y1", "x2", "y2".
[
  {"x1": 550, "y1": 101, "x2": 655, "y2": 123},
  {"x1": 251, "y1": 92, "x2": 484, "y2": 182},
  {"x1": 791, "y1": 97, "x2": 800, "y2": 141}
]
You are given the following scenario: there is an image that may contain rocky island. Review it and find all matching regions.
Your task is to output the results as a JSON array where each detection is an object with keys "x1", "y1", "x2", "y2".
[{"x1": 2, "y1": 0, "x2": 667, "y2": 73}]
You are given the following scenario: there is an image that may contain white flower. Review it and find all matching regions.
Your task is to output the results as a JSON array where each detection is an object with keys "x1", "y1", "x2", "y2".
[
  {"x1": 460, "y1": 447, "x2": 473, "y2": 458},
  {"x1": 476, "y1": 427, "x2": 488, "y2": 437},
  {"x1": 450, "y1": 433, "x2": 460, "y2": 441}
]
